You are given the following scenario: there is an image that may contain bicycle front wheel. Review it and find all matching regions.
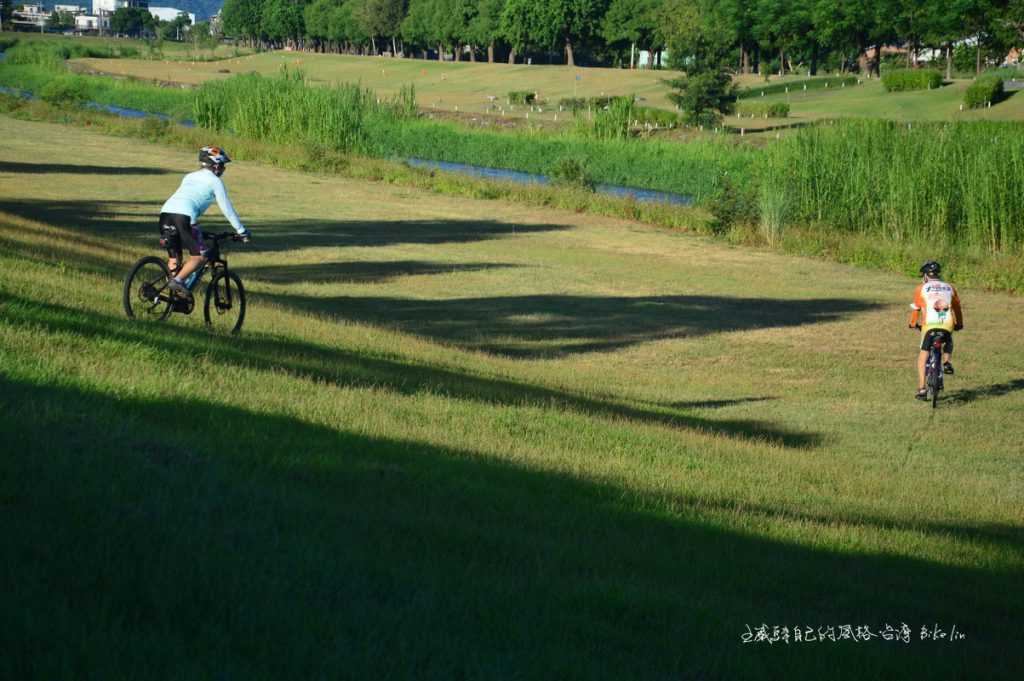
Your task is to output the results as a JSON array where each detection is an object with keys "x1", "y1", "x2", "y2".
[
  {"x1": 123, "y1": 256, "x2": 173, "y2": 321},
  {"x1": 204, "y1": 270, "x2": 246, "y2": 334}
]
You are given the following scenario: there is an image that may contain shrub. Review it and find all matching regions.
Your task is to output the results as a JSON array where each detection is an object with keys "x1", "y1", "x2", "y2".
[
  {"x1": 881, "y1": 69, "x2": 943, "y2": 92},
  {"x1": 631, "y1": 107, "x2": 680, "y2": 127},
  {"x1": 548, "y1": 157, "x2": 594, "y2": 190},
  {"x1": 586, "y1": 96, "x2": 635, "y2": 140},
  {"x1": 963, "y1": 75, "x2": 1005, "y2": 108},
  {"x1": 665, "y1": 69, "x2": 737, "y2": 128},
  {"x1": 558, "y1": 95, "x2": 628, "y2": 112},
  {"x1": 38, "y1": 76, "x2": 89, "y2": 107},
  {"x1": 507, "y1": 91, "x2": 535, "y2": 105},
  {"x1": 735, "y1": 101, "x2": 790, "y2": 118},
  {"x1": 705, "y1": 176, "x2": 759, "y2": 234}
]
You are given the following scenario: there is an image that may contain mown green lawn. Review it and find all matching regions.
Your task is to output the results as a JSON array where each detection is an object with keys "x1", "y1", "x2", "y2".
[
  {"x1": 743, "y1": 77, "x2": 1024, "y2": 125},
  {"x1": 1, "y1": 114, "x2": 1023, "y2": 679}
]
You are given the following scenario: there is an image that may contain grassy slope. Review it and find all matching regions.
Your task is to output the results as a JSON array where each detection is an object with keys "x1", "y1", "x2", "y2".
[
  {"x1": 744, "y1": 78, "x2": 1024, "y2": 125},
  {"x1": 76, "y1": 52, "x2": 1024, "y2": 129},
  {"x1": 2, "y1": 115, "x2": 1023, "y2": 679},
  {"x1": 76, "y1": 51, "x2": 682, "y2": 114}
]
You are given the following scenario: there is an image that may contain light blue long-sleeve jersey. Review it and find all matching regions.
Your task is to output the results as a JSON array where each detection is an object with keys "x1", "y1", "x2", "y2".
[{"x1": 160, "y1": 169, "x2": 246, "y2": 234}]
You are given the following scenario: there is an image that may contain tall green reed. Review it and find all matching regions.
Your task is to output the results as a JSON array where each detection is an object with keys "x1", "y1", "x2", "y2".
[
  {"x1": 192, "y1": 68, "x2": 415, "y2": 153},
  {"x1": 760, "y1": 119, "x2": 1024, "y2": 252}
]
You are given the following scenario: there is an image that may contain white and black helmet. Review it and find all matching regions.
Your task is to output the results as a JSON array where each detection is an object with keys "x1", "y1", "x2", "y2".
[{"x1": 199, "y1": 146, "x2": 231, "y2": 167}]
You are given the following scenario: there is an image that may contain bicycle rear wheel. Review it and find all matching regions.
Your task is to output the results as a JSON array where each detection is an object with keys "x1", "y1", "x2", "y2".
[
  {"x1": 123, "y1": 256, "x2": 173, "y2": 321},
  {"x1": 204, "y1": 270, "x2": 246, "y2": 334},
  {"x1": 926, "y1": 354, "x2": 941, "y2": 409}
]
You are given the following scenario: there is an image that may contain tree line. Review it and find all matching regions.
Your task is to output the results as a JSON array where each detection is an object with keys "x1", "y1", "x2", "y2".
[{"x1": 219, "y1": 0, "x2": 1024, "y2": 73}]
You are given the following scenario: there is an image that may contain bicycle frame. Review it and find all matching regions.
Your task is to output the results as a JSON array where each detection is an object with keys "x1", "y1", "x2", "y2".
[
  {"x1": 161, "y1": 229, "x2": 238, "y2": 312},
  {"x1": 923, "y1": 330, "x2": 949, "y2": 406},
  {"x1": 164, "y1": 230, "x2": 233, "y2": 284}
]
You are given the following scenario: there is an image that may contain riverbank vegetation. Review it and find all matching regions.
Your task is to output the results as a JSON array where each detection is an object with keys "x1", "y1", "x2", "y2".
[{"x1": 4, "y1": 47, "x2": 1024, "y2": 292}]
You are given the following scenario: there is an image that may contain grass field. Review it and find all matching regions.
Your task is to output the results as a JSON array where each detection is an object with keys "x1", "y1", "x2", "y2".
[
  {"x1": 742, "y1": 77, "x2": 1024, "y2": 125},
  {"x1": 74, "y1": 50, "x2": 1024, "y2": 128},
  {"x1": 2, "y1": 114, "x2": 1024, "y2": 679},
  {"x1": 75, "y1": 51, "x2": 682, "y2": 116}
]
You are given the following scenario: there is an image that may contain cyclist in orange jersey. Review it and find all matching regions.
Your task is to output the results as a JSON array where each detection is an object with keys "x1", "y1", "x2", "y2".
[{"x1": 908, "y1": 261, "x2": 964, "y2": 400}]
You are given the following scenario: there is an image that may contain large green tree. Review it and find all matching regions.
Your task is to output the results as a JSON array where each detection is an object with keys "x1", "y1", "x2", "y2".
[
  {"x1": 110, "y1": 7, "x2": 156, "y2": 38},
  {"x1": 467, "y1": 0, "x2": 505, "y2": 62},
  {"x1": 262, "y1": 0, "x2": 306, "y2": 47},
  {"x1": 601, "y1": 0, "x2": 659, "y2": 68},
  {"x1": 356, "y1": 0, "x2": 405, "y2": 54},
  {"x1": 401, "y1": 0, "x2": 437, "y2": 57},
  {"x1": 661, "y1": 0, "x2": 737, "y2": 127},
  {"x1": 221, "y1": 0, "x2": 264, "y2": 45}
]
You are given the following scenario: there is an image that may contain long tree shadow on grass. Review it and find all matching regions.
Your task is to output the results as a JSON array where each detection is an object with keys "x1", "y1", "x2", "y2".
[
  {"x1": 945, "y1": 378, "x2": 1024, "y2": 405},
  {"x1": 0, "y1": 161, "x2": 177, "y2": 175},
  {"x1": 0, "y1": 199, "x2": 568, "y2": 251},
  {"x1": 2, "y1": 375, "x2": 1021, "y2": 680},
  {"x1": 0, "y1": 294, "x2": 822, "y2": 449},
  {"x1": 249, "y1": 260, "x2": 521, "y2": 285},
  {"x1": 264, "y1": 292, "x2": 882, "y2": 358}
]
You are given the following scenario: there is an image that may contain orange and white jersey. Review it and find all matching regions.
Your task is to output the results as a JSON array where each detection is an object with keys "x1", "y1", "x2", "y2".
[{"x1": 909, "y1": 279, "x2": 962, "y2": 332}]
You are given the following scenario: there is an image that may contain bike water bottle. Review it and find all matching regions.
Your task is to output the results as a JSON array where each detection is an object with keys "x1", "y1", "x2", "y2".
[{"x1": 184, "y1": 270, "x2": 200, "y2": 290}]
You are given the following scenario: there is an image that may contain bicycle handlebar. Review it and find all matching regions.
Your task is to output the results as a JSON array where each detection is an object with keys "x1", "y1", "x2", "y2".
[{"x1": 202, "y1": 230, "x2": 247, "y2": 243}]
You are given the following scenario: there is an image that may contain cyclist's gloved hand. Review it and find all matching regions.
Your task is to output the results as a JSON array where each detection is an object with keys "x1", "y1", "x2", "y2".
[
  {"x1": 954, "y1": 323, "x2": 963, "y2": 331},
  {"x1": 239, "y1": 228, "x2": 251, "y2": 243}
]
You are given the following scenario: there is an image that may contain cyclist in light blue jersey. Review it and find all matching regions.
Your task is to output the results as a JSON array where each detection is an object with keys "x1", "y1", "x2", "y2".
[{"x1": 159, "y1": 146, "x2": 250, "y2": 296}]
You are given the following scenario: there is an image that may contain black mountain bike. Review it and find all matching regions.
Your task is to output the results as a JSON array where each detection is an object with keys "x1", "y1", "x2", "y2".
[
  {"x1": 922, "y1": 329, "x2": 951, "y2": 408},
  {"x1": 123, "y1": 230, "x2": 247, "y2": 334}
]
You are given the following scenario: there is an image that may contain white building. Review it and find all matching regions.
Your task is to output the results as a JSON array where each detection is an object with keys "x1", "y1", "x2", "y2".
[
  {"x1": 75, "y1": 14, "x2": 102, "y2": 30},
  {"x1": 149, "y1": 7, "x2": 195, "y2": 24},
  {"x1": 11, "y1": 3, "x2": 48, "y2": 29},
  {"x1": 54, "y1": 4, "x2": 87, "y2": 14},
  {"x1": 91, "y1": 0, "x2": 147, "y2": 13}
]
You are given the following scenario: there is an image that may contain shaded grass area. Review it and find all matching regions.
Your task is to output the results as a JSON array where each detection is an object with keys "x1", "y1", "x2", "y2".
[
  {"x1": 263, "y1": 289, "x2": 877, "y2": 360},
  {"x1": 2, "y1": 119, "x2": 1024, "y2": 678},
  {"x1": 3, "y1": 364, "x2": 1019, "y2": 680}
]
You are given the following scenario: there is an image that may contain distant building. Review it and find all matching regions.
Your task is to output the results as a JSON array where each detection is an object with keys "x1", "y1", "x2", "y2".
[
  {"x1": 75, "y1": 14, "x2": 101, "y2": 30},
  {"x1": 637, "y1": 50, "x2": 668, "y2": 69},
  {"x1": 54, "y1": 4, "x2": 87, "y2": 13},
  {"x1": 149, "y1": 7, "x2": 194, "y2": 24},
  {"x1": 11, "y1": 3, "x2": 48, "y2": 29},
  {"x1": 92, "y1": 0, "x2": 149, "y2": 13}
]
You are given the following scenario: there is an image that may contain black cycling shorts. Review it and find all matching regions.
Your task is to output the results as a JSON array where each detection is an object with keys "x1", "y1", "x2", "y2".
[
  {"x1": 920, "y1": 329, "x2": 953, "y2": 353},
  {"x1": 158, "y1": 212, "x2": 206, "y2": 257}
]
